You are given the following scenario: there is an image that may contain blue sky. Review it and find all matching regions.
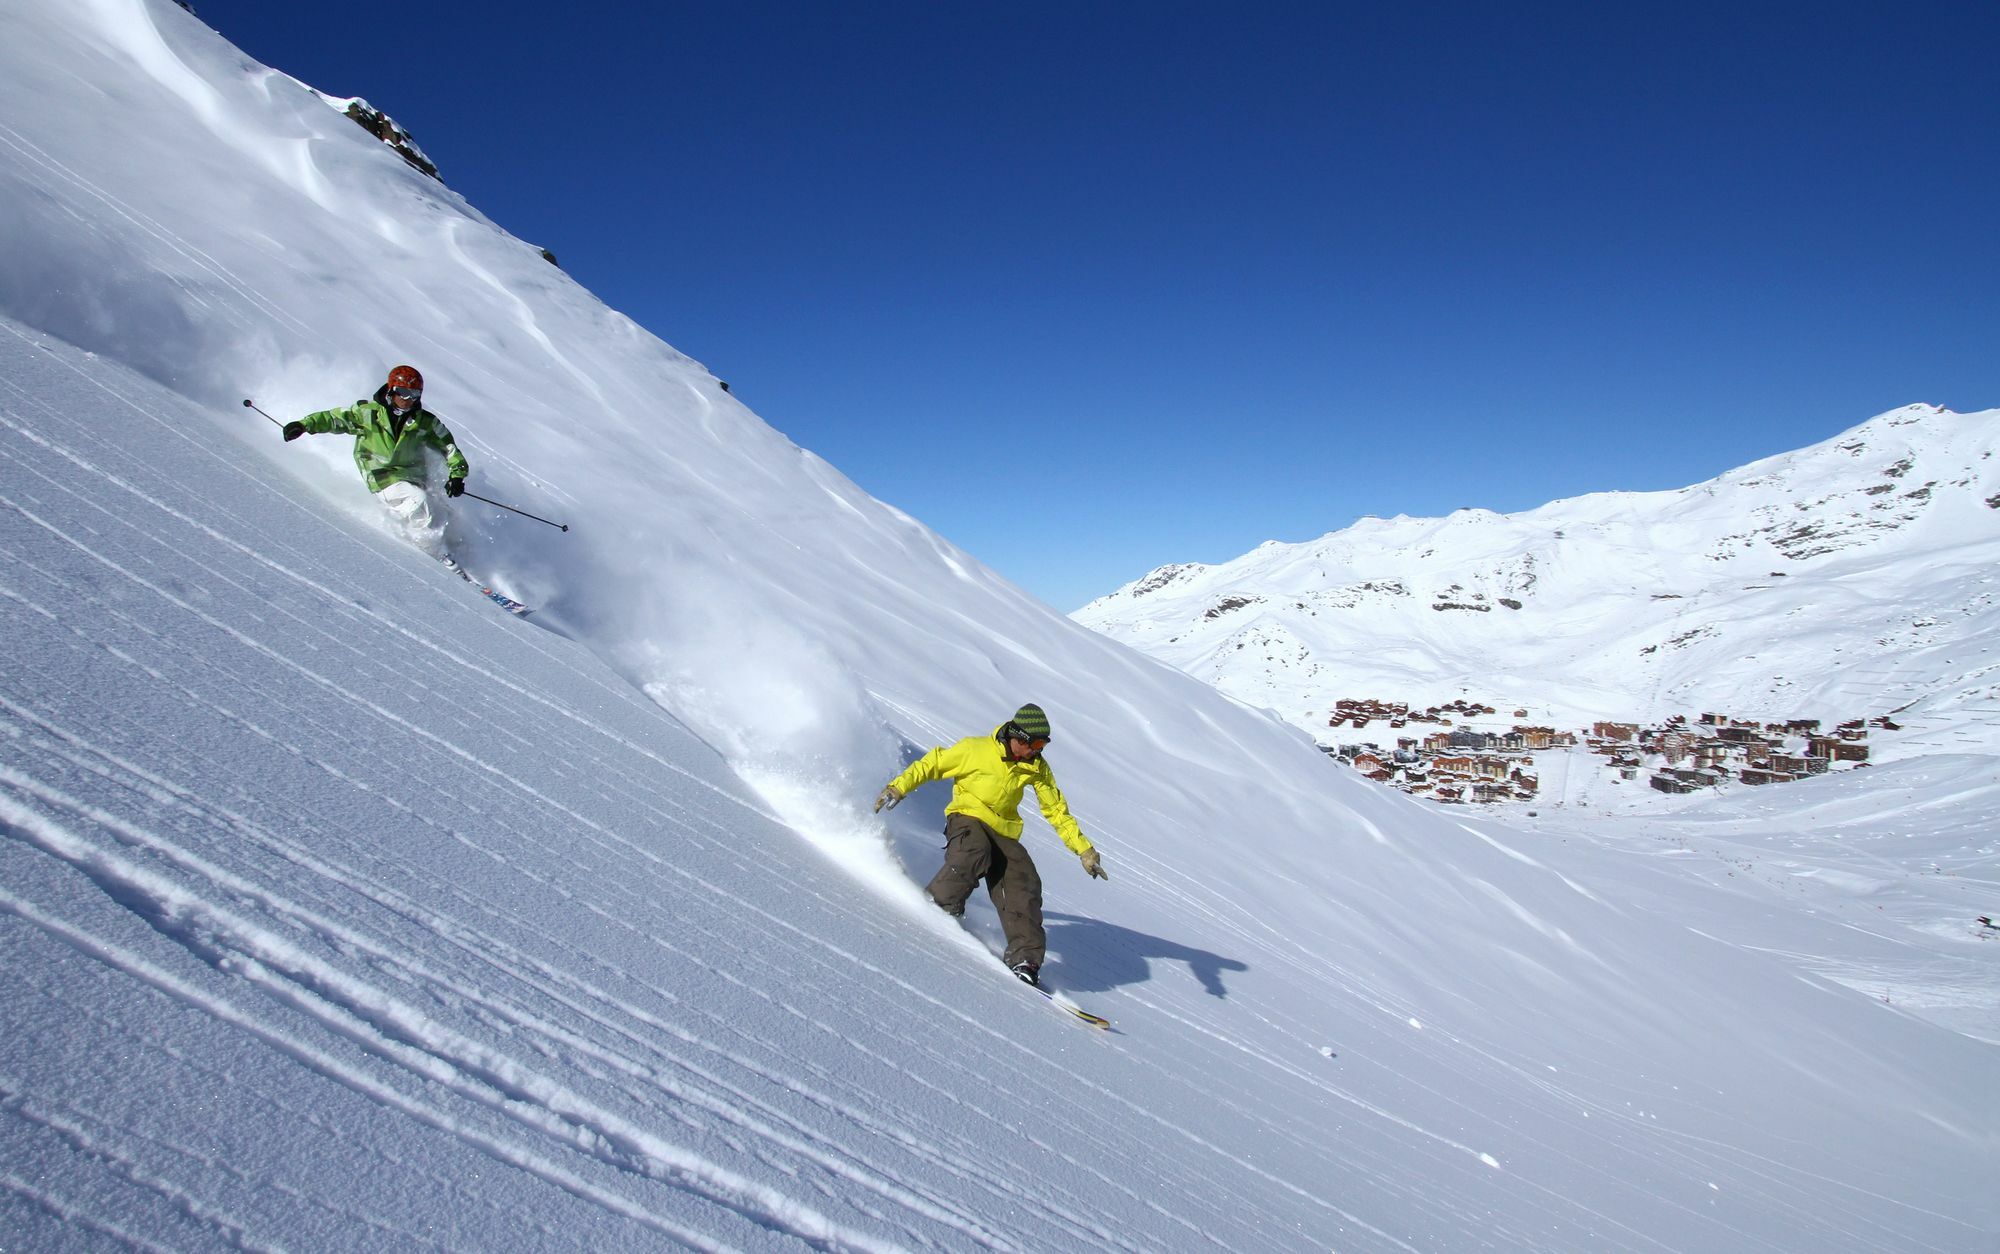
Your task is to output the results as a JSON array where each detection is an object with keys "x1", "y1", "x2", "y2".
[{"x1": 191, "y1": 1, "x2": 1998, "y2": 611}]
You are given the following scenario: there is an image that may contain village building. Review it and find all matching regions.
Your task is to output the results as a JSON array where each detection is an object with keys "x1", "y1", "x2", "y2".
[
  {"x1": 1740, "y1": 767, "x2": 1795, "y2": 786},
  {"x1": 1809, "y1": 735, "x2": 1870, "y2": 762}
]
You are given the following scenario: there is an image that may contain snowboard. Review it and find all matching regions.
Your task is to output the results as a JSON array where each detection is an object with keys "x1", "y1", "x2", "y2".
[{"x1": 1019, "y1": 974, "x2": 1110, "y2": 1029}]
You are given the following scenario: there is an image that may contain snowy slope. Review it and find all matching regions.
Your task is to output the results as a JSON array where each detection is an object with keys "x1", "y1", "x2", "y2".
[
  {"x1": 1, "y1": 2, "x2": 1995, "y2": 1250},
  {"x1": 1076, "y1": 405, "x2": 2000, "y2": 755}
]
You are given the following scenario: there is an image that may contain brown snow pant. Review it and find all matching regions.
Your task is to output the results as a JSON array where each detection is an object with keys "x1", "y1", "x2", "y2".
[{"x1": 927, "y1": 814, "x2": 1046, "y2": 970}]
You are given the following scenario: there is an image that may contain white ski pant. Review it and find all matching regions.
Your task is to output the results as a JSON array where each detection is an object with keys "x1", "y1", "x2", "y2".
[{"x1": 377, "y1": 480, "x2": 448, "y2": 560}]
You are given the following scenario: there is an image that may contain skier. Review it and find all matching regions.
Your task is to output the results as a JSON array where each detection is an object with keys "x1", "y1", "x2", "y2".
[
  {"x1": 282, "y1": 365, "x2": 468, "y2": 561},
  {"x1": 874, "y1": 704, "x2": 1108, "y2": 986}
]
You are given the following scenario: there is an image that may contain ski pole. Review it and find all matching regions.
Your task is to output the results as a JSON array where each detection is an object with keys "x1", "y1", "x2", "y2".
[
  {"x1": 463, "y1": 491, "x2": 569, "y2": 532},
  {"x1": 248, "y1": 399, "x2": 569, "y2": 533}
]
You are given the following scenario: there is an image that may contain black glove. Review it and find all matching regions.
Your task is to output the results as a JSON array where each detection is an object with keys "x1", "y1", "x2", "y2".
[
  {"x1": 445, "y1": 477, "x2": 465, "y2": 498},
  {"x1": 282, "y1": 421, "x2": 306, "y2": 441}
]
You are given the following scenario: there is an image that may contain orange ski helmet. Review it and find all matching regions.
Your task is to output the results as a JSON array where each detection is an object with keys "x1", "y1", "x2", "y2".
[{"x1": 385, "y1": 364, "x2": 423, "y2": 393}]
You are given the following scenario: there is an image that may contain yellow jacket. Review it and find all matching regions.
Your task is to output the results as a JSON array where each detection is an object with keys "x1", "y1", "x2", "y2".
[{"x1": 888, "y1": 728, "x2": 1094, "y2": 855}]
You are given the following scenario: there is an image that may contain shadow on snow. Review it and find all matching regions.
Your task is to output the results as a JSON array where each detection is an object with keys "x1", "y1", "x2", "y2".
[{"x1": 1045, "y1": 912, "x2": 1248, "y2": 999}]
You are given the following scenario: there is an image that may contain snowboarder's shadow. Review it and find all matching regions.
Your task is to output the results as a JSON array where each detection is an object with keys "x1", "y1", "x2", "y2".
[{"x1": 1044, "y1": 912, "x2": 1248, "y2": 999}]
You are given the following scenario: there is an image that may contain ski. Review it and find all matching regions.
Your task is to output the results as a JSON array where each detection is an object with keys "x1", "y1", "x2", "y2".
[
  {"x1": 474, "y1": 583, "x2": 531, "y2": 615},
  {"x1": 1023, "y1": 979, "x2": 1110, "y2": 1029},
  {"x1": 443, "y1": 556, "x2": 530, "y2": 615}
]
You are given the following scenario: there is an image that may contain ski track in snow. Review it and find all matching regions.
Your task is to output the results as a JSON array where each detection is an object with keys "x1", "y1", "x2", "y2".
[
  {"x1": 0, "y1": 745, "x2": 994, "y2": 1244},
  {"x1": 0, "y1": 119, "x2": 310, "y2": 341},
  {"x1": 0, "y1": 654, "x2": 1061, "y2": 1246},
  {"x1": 0, "y1": 691, "x2": 1086, "y2": 1247},
  {"x1": 1090, "y1": 801, "x2": 1986, "y2": 1252}
]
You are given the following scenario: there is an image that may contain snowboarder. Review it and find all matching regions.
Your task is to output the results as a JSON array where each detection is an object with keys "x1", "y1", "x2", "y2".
[
  {"x1": 282, "y1": 365, "x2": 468, "y2": 560},
  {"x1": 874, "y1": 704, "x2": 1107, "y2": 986}
]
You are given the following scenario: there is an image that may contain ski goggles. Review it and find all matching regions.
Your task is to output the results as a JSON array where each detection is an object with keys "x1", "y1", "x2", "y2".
[{"x1": 387, "y1": 386, "x2": 421, "y2": 402}]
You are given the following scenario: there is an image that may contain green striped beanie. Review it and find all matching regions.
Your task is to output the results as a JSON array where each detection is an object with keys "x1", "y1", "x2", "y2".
[{"x1": 1007, "y1": 703, "x2": 1052, "y2": 741}]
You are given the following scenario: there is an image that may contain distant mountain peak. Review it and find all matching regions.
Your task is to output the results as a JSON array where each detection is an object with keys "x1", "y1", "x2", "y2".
[{"x1": 1077, "y1": 405, "x2": 2000, "y2": 750}]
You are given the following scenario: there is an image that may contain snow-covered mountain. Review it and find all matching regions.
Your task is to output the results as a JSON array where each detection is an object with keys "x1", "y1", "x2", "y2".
[
  {"x1": 1, "y1": 2, "x2": 1994, "y2": 1250},
  {"x1": 1077, "y1": 406, "x2": 2000, "y2": 756}
]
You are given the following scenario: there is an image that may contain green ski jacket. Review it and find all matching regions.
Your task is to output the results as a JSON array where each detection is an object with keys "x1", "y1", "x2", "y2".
[{"x1": 299, "y1": 388, "x2": 469, "y2": 494}]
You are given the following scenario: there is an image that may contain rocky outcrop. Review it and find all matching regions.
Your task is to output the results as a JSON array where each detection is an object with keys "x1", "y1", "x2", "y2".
[
  {"x1": 305, "y1": 89, "x2": 438, "y2": 181},
  {"x1": 336, "y1": 97, "x2": 439, "y2": 180}
]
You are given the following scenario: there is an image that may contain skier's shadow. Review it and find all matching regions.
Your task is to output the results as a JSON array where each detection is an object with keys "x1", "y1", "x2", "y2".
[{"x1": 1044, "y1": 912, "x2": 1248, "y2": 999}]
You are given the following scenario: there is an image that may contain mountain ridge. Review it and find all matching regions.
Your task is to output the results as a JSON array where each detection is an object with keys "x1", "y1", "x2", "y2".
[{"x1": 1077, "y1": 402, "x2": 2000, "y2": 754}]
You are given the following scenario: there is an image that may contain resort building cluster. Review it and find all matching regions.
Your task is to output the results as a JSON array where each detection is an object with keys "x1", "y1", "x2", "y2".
[{"x1": 1325, "y1": 700, "x2": 1883, "y2": 805}]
